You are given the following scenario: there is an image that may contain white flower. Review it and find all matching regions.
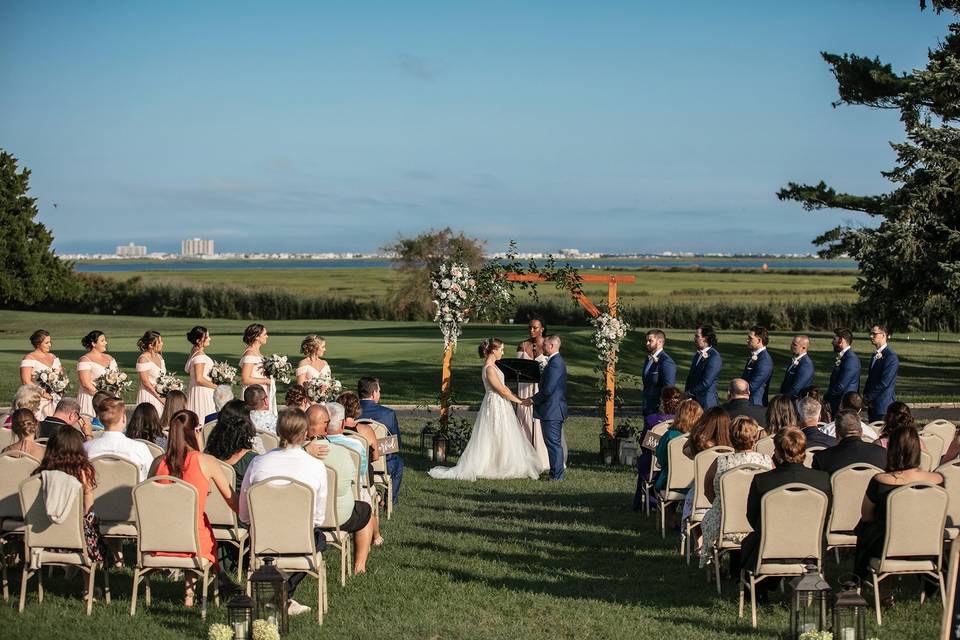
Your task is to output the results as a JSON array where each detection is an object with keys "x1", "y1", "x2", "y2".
[{"x1": 441, "y1": 278, "x2": 452, "y2": 289}]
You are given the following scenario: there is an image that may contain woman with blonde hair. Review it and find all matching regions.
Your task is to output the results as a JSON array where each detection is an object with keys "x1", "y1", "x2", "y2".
[
  {"x1": 765, "y1": 395, "x2": 799, "y2": 435},
  {"x1": 2, "y1": 408, "x2": 46, "y2": 459},
  {"x1": 295, "y1": 334, "x2": 331, "y2": 385}
]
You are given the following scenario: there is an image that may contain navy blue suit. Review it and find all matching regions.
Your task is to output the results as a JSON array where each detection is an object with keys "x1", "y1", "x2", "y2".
[
  {"x1": 532, "y1": 353, "x2": 568, "y2": 480},
  {"x1": 863, "y1": 346, "x2": 899, "y2": 422},
  {"x1": 642, "y1": 351, "x2": 676, "y2": 416},
  {"x1": 779, "y1": 353, "x2": 815, "y2": 399},
  {"x1": 825, "y1": 349, "x2": 861, "y2": 417},
  {"x1": 359, "y1": 398, "x2": 403, "y2": 503},
  {"x1": 684, "y1": 347, "x2": 722, "y2": 409},
  {"x1": 741, "y1": 349, "x2": 773, "y2": 406}
]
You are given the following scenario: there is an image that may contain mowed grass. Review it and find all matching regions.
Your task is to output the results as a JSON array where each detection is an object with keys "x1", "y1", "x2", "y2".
[
  {"x1": 1, "y1": 310, "x2": 958, "y2": 407},
  {"x1": 0, "y1": 416, "x2": 942, "y2": 639},
  {"x1": 93, "y1": 266, "x2": 858, "y2": 304}
]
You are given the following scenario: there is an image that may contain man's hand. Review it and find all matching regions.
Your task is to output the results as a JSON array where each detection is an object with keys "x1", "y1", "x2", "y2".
[
  {"x1": 305, "y1": 440, "x2": 329, "y2": 460},
  {"x1": 522, "y1": 398, "x2": 533, "y2": 407}
]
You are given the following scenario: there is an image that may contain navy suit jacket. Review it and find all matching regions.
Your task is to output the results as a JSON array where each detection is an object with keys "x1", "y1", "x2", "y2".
[
  {"x1": 532, "y1": 354, "x2": 568, "y2": 422},
  {"x1": 684, "y1": 347, "x2": 722, "y2": 409},
  {"x1": 825, "y1": 349, "x2": 861, "y2": 415},
  {"x1": 741, "y1": 349, "x2": 773, "y2": 406},
  {"x1": 863, "y1": 347, "x2": 899, "y2": 420},
  {"x1": 642, "y1": 351, "x2": 676, "y2": 415},
  {"x1": 779, "y1": 354, "x2": 815, "y2": 399},
  {"x1": 359, "y1": 399, "x2": 401, "y2": 446}
]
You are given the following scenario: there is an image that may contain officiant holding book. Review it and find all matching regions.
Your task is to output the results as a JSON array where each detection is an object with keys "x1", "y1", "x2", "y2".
[{"x1": 515, "y1": 318, "x2": 566, "y2": 472}]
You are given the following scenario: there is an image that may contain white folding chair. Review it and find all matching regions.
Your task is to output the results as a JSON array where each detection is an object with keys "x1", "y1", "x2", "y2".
[
  {"x1": 825, "y1": 463, "x2": 882, "y2": 561},
  {"x1": 657, "y1": 435, "x2": 693, "y2": 538},
  {"x1": 682, "y1": 446, "x2": 733, "y2": 563},
  {"x1": 0, "y1": 453, "x2": 40, "y2": 602},
  {"x1": 205, "y1": 461, "x2": 249, "y2": 581},
  {"x1": 710, "y1": 463, "x2": 768, "y2": 594},
  {"x1": 639, "y1": 421, "x2": 673, "y2": 517}
]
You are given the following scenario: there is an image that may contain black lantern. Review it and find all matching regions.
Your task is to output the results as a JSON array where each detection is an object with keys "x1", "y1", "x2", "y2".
[
  {"x1": 250, "y1": 556, "x2": 289, "y2": 635},
  {"x1": 789, "y1": 564, "x2": 831, "y2": 639},
  {"x1": 832, "y1": 575, "x2": 869, "y2": 640},
  {"x1": 226, "y1": 594, "x2": 254, "y2": 640},
  {"x1": 599, "y1": 434, "x2": 618, "y2": 466},
  {"x1": 420, "y1": 425, "x2": 435, "y2": 460},
  {"x1": 433, "y1": 433, "x2": 448, "y2": 463}
]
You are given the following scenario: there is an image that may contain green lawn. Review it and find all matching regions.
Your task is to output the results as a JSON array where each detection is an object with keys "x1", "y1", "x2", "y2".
[
  {"x1": 1, "y1": 310, "x2": 958, "y2": 408},
  {"x1": 0, "y1": 416, "x2": 942, "y2": 639}
]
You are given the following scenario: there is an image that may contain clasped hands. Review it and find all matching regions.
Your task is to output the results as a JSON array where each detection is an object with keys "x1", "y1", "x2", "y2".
[{"x1": 519, "y1": 398, "x2": 533, "y2": 407}]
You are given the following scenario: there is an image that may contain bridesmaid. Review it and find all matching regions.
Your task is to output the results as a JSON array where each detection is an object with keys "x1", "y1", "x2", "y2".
[
  {"x1": 295, "y1": 334, "x2": 331, "y2": 384},
  {"x1": 20, "y1": 329, "x2": 66, "y2": 419},
  {"x1": 185, "y1": 326, "x2": 217, "y2": 422},
  {"x1": 515, "y1": 317, "x2": 567, "y2": 472},
  {"x1": 240, "y1": 323, "x2": 276, "y2": 415},
  {"x1": 135, "y1": 331, "x2": 166, "y2": 413},
  {"x1": 76, "y1": 331, "x2": 119, "y2": 417}
]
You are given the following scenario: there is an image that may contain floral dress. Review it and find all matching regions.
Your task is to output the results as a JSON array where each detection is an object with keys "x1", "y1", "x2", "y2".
[{"x1": 698, "y1": 450, "x2": 773, "y2": 568}]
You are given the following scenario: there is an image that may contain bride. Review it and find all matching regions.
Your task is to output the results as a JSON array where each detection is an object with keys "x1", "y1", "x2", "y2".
[{"x1": 428, "y1": 338, "x2": 543, "y2": 481}]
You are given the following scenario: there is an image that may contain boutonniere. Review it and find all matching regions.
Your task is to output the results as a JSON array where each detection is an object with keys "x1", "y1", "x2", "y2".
[
  {"x1": 834, "y1": 356, "x2": 842, "y2": 367},
  {"x1": 874, "y1": 351, "x2": 884, "y2": 361},
  {"x1": 750, "y1": 354, "x2": 758, "y2": 362},
  {"x1": 701, "y1": 350, "x2": 710, "y2": 360},
  {"x1": 535, "y1": 354, "x2": 549, "y2": 373},
  {"x1": 648, "y1": 354, "x2": 659, "y2": 364},
  {"x1": 792, "y1": 357, "x2": 800, "y2": 367}
]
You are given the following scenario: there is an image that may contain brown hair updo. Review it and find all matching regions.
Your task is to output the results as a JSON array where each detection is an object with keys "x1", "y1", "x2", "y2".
[{"x1": 478, "y1": 338, "x2": 504, "y2": 358}]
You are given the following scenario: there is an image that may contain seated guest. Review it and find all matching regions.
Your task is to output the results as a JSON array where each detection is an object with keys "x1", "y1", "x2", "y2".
[
  {"x1": 764, "y1": 395, "x2": 799, "y2": 436},
  {"x1": 721, "y1": 379, "x2": 767, "y2": 428},
  {"x1": 285, "y1": 384, "x2": 311, "y2": 412},
  {"x1": 126, "y1": 402, "x2": 168, "y2": 449},
  {"x1": 217, "y1": 398, "x2": 265, "y2": 454},
  {"x1": 245, "y1": 384, "x2": 277, "y2": 434},
  {"x1": 741, "y1": 429, "x2": 832, "y2": 600},
  {"x1": 88, "y1": 391, "x2": 115, "y2": 431},
  {"x1": 2, "y1": 384, "x2": 44, "y2": 427},
  {"x1": 205, "y1": 403, "x2": 259, "y2": 492},
  {"x1": 633, "y1": 386, "x2": 683, "y2": 511},
  {"x1": 654, "y1": 399, "x2": 704, "y2": 494},
  {"x1": 876, "y1": 402, "x2": 914, "y2": 449},
  {"x1": 239, "y1": 409, "x2": 329, "y2": 617},
  {"x1": 303, "y1": 405, "x2": 331, "y2": 457},
  {"x1": 682, "y1": 407, "x2": 733, "y2": 522},
  {"x1": 338, "y1": 391, "x2": 383, "y2": 545},
  {"x1": 159, "y1": 389, "x2": 187, "y2": 434},
  {"x1": 39, "y1": 397, "x2": 88, "y2": 440},
  {"x1": 325, "y1": 403, "x2": 368, "y2": 473},
  {"x1": 818, "y1": 392, "x2": 879, "y2": 440},
  {"x1": 812, "y1": 410, "x2": 887, "y2": 474},
  {"x1": 798, "y1": 397, "x2": 837, "y2": 449},
  {"x1": 357, "y1": 377, "x2": 403, "y2": 504},
  {"x1": 699, "y1": 416, "x2": 773, "y2": 568},
  {"x1": 854, "y1": 426, "x2": 943, "y2": 589},
  {"x1": 799, "y1": 386, "x2": 832, "y2": 424},
  {"x1": 205, "y1": 384, "x2": 235, "y2": 424},
  {"x1": 2, "y1": 409, "x2": 47, "y2": 460},
  {"x1": 83, "y1": 397, "x2": 153, "y2": 480}
]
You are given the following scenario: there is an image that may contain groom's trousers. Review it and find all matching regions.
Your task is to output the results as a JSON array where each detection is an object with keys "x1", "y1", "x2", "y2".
[{"x1": 541, "y1": 419, "x2": 565, "y2": 480}]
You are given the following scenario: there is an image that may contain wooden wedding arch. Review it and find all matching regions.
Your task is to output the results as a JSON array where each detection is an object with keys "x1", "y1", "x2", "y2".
[{"x1": 439, "y1": 272, "x2": 636, "y2": 437}]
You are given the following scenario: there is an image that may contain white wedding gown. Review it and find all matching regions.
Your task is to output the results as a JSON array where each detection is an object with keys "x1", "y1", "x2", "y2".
[{"x1": 428, "y1": 365, "x2": 543, "y2": 481}]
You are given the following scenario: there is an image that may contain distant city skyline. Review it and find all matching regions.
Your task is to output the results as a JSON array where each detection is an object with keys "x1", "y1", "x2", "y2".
[{"x1": 1, "y1": 2, "x2": 952, "y2": 254}]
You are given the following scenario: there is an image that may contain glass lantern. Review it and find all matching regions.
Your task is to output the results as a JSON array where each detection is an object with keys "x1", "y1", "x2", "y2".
[
  {"x1": 420, "y1": 425, "x2": 435, "y2": 460},
  {"x1": 789, "y1": 564, "x2": 831, "y2": 639},
  {"x1": 832, "y1": 576, "x2": 869, "y2": 640},
  {"x1": 226, "y1": 594, "x2": 254, "y2": 640},
  {"x1": 250, "y1": 556, "x2": 289, "y2": 635},
  {"x1": 433, "y1": 433, "x2": 448, "y2": 463}
]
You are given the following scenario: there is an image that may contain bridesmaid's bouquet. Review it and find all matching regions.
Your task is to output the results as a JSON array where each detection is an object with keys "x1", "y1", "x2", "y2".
[
  {"x1": 154, "y1": 372, "x2": 184, "y2": 398},
  {"x1": 33, "y1": 368, "x2": 69, "y2": 395},
  {"x1": 261, "y1": 354, "x2": 293, "y2": 384},
  {"x1": 304, "y1": 374, "x2": 343, "y2": 403},
  {"x1": 94, "y1": 368, "x2": 133, "y2": 395},
  {"x1": 210, "y1": 361, "x2": 238, "y2": 385}
]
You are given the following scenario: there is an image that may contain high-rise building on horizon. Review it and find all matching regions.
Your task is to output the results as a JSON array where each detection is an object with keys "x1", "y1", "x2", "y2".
[
  {"x1": 181, "y1": 238, "x2": 215, "y2": 256},
  {"x1": 116, "y1": 242, "x2": 147, "y2": 257}
]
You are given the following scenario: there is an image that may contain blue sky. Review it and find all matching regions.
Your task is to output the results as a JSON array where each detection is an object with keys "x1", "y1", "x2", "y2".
[{"x1": 0, "y1": 1, "x2": 952, "y2": 254}]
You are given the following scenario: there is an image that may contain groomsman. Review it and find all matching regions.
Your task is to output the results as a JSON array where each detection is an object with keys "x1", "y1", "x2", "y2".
[
  {"x1": 824, "y1": 327, "x2": 860, "y2": 417},
  {"x1": 642, "y1": 329, "x2": 676, "y2": 417},
  {"x1": 685, "y1": 324, "x2": 722, "y2": 409},
  {"x1": 780, "y1": 335, "x2": 815, "y2": 399},
  {"x1": 863, "y1": 323, "x2": 900, "y2": 421},
  {"x1": 742, "y1": 325, "x2": 773, "y2": 406}
]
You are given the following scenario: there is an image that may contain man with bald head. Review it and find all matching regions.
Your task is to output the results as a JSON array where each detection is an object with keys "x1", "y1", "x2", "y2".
[
  {"x1": 720, "y1": 378, "x2": 767, "y2": 427},
  {"x1": 780, "y1": 335, "x2": 815, "y2": 399}
]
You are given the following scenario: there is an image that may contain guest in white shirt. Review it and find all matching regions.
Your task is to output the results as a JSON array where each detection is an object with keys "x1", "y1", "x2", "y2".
[
  {"x1": 819, "y1": 391, "x2": 880, "y2": 440},
  {"x1": 244, "y1": 384, "x2": 277, "y2": 433},
  {"x1": 84, "y1": 397, "x2": 153, "y2": 480},
  {"x1": 238, "y1": 409, "x2": 326, "y2": 617}
]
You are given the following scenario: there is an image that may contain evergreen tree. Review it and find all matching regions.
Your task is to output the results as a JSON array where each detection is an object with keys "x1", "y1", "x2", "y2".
[
  {"x1": 0, "y1": 150, "x2": 77, "y2": 307},
  {"x1": 778, "y1": 0, "x2": 960, "y2": 331}
]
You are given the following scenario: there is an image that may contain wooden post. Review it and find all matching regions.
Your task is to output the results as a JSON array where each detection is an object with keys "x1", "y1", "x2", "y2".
[
  {"x1": 604, "y1": 277, "x2": 618, "y2": 437},
  {"x1": 440, "y1": 342, "x2": 455, "y2": 427}
]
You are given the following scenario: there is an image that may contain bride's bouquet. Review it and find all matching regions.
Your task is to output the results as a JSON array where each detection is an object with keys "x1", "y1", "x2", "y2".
[
  {"x1": 304, "y1": 374, "x2": 343, "y2": 403},
  {"x1": 154, "y1": 372, "x2": 184, "y2": 398},
  {"x1": 32, "y1": 368, "x2": 69, "y2": 395},
  {"x1": 210, "y1": 361, "x2": 238, "y2": 385},
  {"x1": 261, "y1": 354, "x2": 293, "y2": 384},
  {"x1": 94, "y1": 368, "x2": 133, "y2": 395}
]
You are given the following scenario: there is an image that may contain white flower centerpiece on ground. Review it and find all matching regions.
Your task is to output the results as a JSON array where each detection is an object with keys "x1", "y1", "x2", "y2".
[
  {"x1": 305, "y1": 373, "x2": 343, "y2": 403},
  {"x1": 261, "y1": 354, "x2": 293, "y2": 384},
  {"x1": 591, "y1": 312, "x2": 631, "y2": 365},
  {"x1": 94, "y1": 368, "x2": 133, "y2": 395},
  {"x1": 32, "y1": 368, "x2": 69, "y2": 395},
  {"x1": 210, "y1": 361, "x2": 238, "y2": 385},
  {"x1": 154, "y1": 372, "x2": 184, "y2": 398}
]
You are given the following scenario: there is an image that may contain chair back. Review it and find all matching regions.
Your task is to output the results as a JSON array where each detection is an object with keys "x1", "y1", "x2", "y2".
[
  {"x1": 202, "y1": 420, "x2": 218, "y2": 445},
  {"x1": 0, "y1": 426, "x2": 13, "y2": 450},
  {"x1": 755, "y1": 436, "x2": 775, "y2": 458},
  {"x1": 205, "y1": 461, "x2": 238, "y2": 527},
  {"x1": 882, "y1": 483, "x2": 948, "y2": 562},
  {"x1": 757, "y1": 483, "x2": 829, "y2": 568},
  {"x1": 665, "y1": 435, "x2": 694, "y2": 492},
  {"x1": 91, "y1": 455, "x2": 139, "y2": 523},
  {"x1": 368, "y1": 421, "x2": 390, "y2": 473},
  {"x1": 938, "y1": 459, "x2": 960, "y2": 529},
  {"x1": 692, "y1": 446, "x2": 734, "y2": 511},
  {"x1": 135, "y1": 439, "x2": 165, "y2": 458},
  {"x1": 0, "y1": 452, "x2": 40, "y2": 521},
  {"x1": 20, "y1": 474, "x2": 87, "y2": 557},
  {"x1": 922, "y1": 420, "x2": 956, "y2": 448},
  {"x1": 324, "y1": 443, "x2": 360, "y2": 506},
  {"x1": 320, "y1": 468, "x2": 340, "y2": 529},
  {"x1": 803, "y1": 446, "x2": 826, "y2": 469},
  {"x1": 828, "y1": 464, "x2": 882, "y2": 535},
  {"x1": 329, "y1": 441, "x2": 363, "y2": 492},
  {"x1": 257, "y1": 430, "x2": 280, "y2": 451},
  {"x1": 133, "y1": 476, "x2": 201, "y2": 555},
  {"x1": 919, "y1": 432, "x2": 946, "y2": 471},
  {"x1": 247, "y1": 477, "x2": 317, "y2": 558},
  {"x1": 717, "y1": 464, "x2": 768, "y2": 538},
  {"x1": 646, "y1": 421, "x2": 673, "y2": 474}
]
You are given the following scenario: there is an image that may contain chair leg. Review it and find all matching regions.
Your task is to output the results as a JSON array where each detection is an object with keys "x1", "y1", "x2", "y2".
[
  {"x1": 659, "y1": 501, "x2": 666, "y2": 539},
  {"x1": 737, "y1": 571, "x2": 744, "y2": 618},
  {"x1": 102, "y1": 562, "x2": 111, "y2": 605},
  {"x1": 144, "y1": 571, "x2": 152, "y2": 606},
  {"x1": 750, "y1": 576, "x2": 758, "y2": 628},
  {"x1": 872, "y1": 573, "x2": 882, "y2": 626},
  {"x1": 85, "y1": 566, "x2": 96, "y2": 616},
  {"x1": 129, "y1": 568, "x2": 140, "y2": 616},
  {"x1": 200, "y1": 568, "x2": 210, "y2": 620},
  {"x1": 834, "y1": 547, "x2": 840, "y2": 564},
  {"x1": 714, "y1": 550, "x2": 722, "y2": 596},
  {"x1": 37, "y1": 566, "x2": 43, "y2": 604},
  {"x1": 237, "y1": 540, "x2": 246, "y2": 583},
  {"x1": 940, "y1": 572, "x2": 947, "y2": 607},
  {"x1": 18, "y1": 565, "x2": 31, "y2": 613},
  {"x1": 1, "y1": 553, "x2": 8, "y2": 603}
]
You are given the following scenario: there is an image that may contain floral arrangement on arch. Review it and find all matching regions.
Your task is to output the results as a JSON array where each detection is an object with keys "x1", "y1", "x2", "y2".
[
  {"x1": 431, "y1": 262, "x2": 475, "y2": 349},
  {"x1": 591, "y1": 312, "x2": 631, "y2": 365}
]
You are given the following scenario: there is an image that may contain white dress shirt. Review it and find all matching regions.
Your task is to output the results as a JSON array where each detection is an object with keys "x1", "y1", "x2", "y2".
[
  {"x1": 819, "y1": 420, "x2": 880, "y2": 440},
  {"x1": 250, "y1": 410, "x2": 278, "y2": 434},
  {"x1": 239, "y1": 446, "x2": 327, "y2": 527},
  {"x1": 84, "y1": 431, "x2": 154, "y2": 480}
]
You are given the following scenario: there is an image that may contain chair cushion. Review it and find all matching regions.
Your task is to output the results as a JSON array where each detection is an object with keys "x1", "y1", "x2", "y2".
[
  {"x1": 945, "y1": 527, "x2": 958, "y2": 541},
  {"x1": 658, "y1": 491, "x2": 686, "y2": 502},
  {"x1": 33, "y1": 550, "x2": 90, "y2": 568},
  {"x1": 1, "y1": 519, "x2": 24, "y2": 533},
  {"x1": 212, "y1": 527, "x2": 248, "y2": 543},
  {"x1": 141, "y1": 554, "x2": 210, "y2": 570},
  {"x1": 99, "y1": 522, "x2": 137, "y2": 537},
  {"x1": 268, "y1": 555, "x2": 320, "y2": 572},
  {"x1": 754, "y1": 562, "x2": 807, "y2": 576},
  {"x1": 869, "y1": 557, "x2": 937, "y2": 573},
  {"x1": 826, "y1": 532, "x2": 857, "y2": 546}
]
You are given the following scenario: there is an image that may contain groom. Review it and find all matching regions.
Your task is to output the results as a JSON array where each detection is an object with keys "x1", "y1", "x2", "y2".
[{"x1": 525, "y1": 334, "x2": 568, "y2": 481}]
